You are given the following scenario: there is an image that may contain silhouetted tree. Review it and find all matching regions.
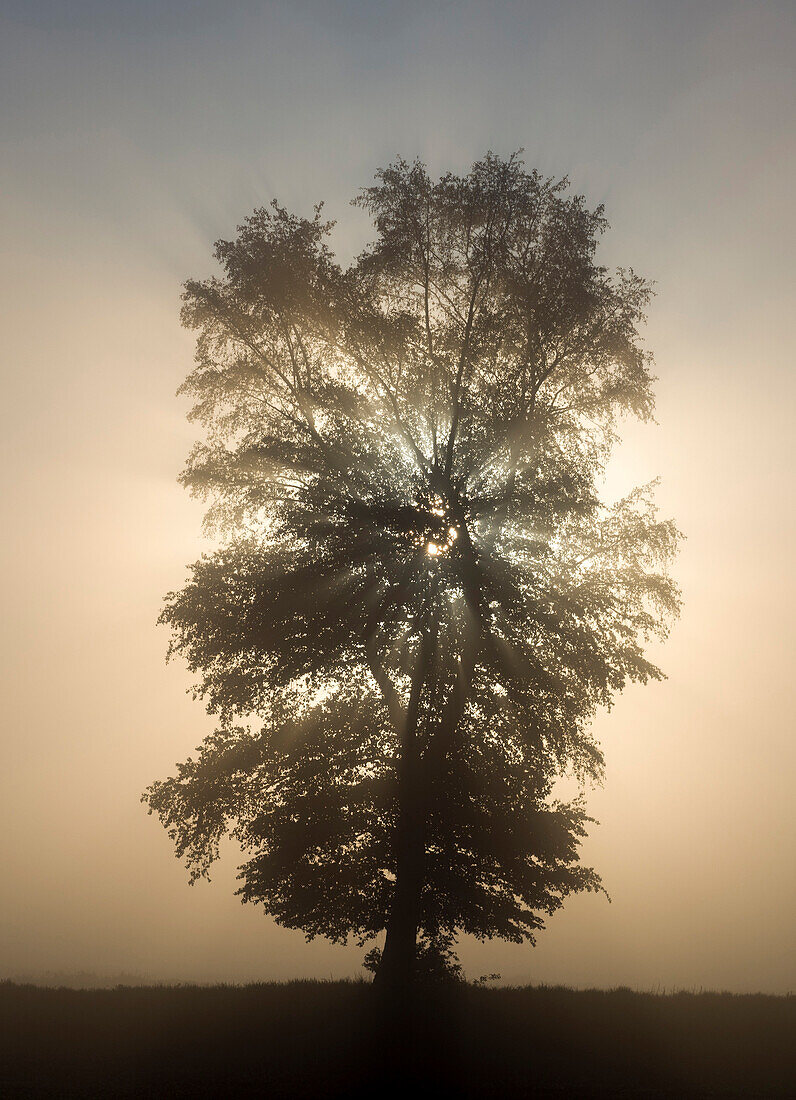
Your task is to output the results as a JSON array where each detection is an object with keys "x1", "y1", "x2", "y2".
[{"x1": 143, "y1": 153, "x2": 680, "y2": 990}]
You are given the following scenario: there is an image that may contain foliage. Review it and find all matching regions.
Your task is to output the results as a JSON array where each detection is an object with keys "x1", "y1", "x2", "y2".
[{"x1": 143, "y1": 152, "x2": 680, "y2": 979}]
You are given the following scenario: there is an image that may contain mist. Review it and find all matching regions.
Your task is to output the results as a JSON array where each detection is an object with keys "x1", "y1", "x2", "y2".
[{"x1": 1, "y1": 0, "x2": 793, "y2": 994}]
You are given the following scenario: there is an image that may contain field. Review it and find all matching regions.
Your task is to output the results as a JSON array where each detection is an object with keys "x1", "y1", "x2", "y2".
[{"x1": 1, "y1": 979, "x2": 793, "y2": 1097}]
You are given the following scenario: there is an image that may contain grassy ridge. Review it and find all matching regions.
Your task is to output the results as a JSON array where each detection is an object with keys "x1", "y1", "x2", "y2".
[{"x1": 1, "y1": 979, "x2": 793, "y2": 1097}]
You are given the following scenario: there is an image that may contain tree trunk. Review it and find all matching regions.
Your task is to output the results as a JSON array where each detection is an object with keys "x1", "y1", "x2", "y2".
[
  {"x1": 374, "y1": 790, "x2": 425, "y2": 991},
  {"x1": 374, "y1": 629, "x2": 431, "y2": 993}
]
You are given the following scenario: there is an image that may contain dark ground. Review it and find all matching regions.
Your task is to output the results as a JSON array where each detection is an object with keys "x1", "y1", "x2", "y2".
[{"x1": 1, "y1": 979, "x2": 793, "y2": 1097}]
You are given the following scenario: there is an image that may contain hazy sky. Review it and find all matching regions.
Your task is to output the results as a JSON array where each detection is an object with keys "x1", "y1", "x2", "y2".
[{"x1": 1, "y1": 0, "x2": 794, "y2": 992}]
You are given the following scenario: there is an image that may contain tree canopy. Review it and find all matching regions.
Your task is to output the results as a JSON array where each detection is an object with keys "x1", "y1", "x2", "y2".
[{"x1": 143, "y1": 152, "x2": 680, "y2": 986}]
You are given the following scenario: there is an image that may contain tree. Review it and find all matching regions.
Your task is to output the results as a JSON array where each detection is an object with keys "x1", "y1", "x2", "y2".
[{"x1": 143, "y1": 152, "x2": 680, "y2": 990}]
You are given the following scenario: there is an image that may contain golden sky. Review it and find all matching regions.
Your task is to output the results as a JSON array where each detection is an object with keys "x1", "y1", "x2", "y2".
[{"x1": 1, "y1": 0, "x2": 794, "y2": 991}]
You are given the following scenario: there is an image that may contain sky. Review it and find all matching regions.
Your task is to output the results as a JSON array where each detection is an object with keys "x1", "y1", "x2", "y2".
[{"x1": 1, "y1": 0, "x2": 794, "y2": 992}]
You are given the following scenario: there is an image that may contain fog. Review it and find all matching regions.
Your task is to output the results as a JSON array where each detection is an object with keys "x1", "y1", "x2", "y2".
[{"x1": 1, "y1": 0, "x2": 793, "y2": 992}]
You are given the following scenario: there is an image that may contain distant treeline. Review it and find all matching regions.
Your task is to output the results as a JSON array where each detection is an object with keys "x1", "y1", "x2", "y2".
[
  {"x1": 4, "y1": 972, "x2": 162, "y2": 990},
  {"x1": 1, "y1": 980, "x2": 793, "y2": 1097}
]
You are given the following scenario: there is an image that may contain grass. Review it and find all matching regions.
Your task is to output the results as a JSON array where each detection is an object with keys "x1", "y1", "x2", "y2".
[{"x1": 1, "y1": 979, "x2": 793, "y2": 1097}]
